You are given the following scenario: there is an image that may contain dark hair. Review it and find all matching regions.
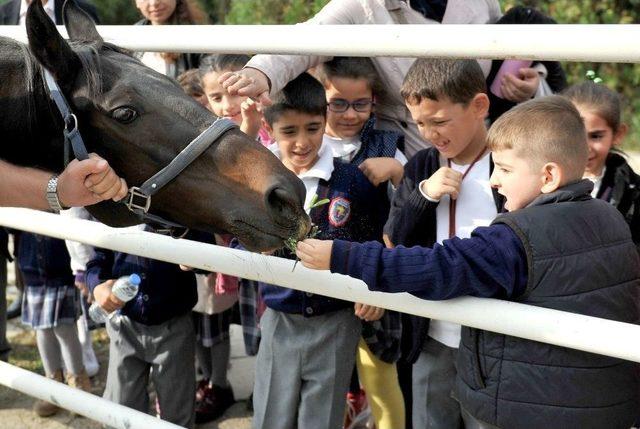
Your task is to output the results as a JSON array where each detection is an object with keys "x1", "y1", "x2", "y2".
[
  {"x1": 498, "y1": 5, "x2": 557, "y2": 25},
  {"x1": 263, "y1": 73, "x2": 327, "y2": 125},
  {"x1": 165, "y1": 0, "x2": 207, "y2": 24},
  {"x1": 176, "y1": 69, "x2": 204, "y2": 97},
  {"x1": 199, "y1": 54, "x2": 251, "y2": 78},
  {"x1": 562, "y1": 81, "x2": 622, "y2": 132},
  {"x1": 315, "y1": 57, "x2": 383, "y2": 97},
  {"x1": 401, "y1": 58, "x2": 487, "y2": 105}
]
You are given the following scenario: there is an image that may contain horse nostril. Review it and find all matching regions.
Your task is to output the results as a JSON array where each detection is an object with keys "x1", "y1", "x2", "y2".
[{"x1": 266, "y1": 186, "x2": 296, "y2": 218}]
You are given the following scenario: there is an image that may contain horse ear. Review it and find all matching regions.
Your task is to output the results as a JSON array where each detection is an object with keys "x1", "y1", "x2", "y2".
[
  {"x1": 63, "y1": 0, "x2": 104, "y2": 44},
  {"x1": 26, "y1": 0, "x2": 80, "y2": 88}
]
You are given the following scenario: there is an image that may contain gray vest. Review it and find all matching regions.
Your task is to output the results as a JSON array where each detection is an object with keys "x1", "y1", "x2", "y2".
[{"x1": 455, "y1": 180, "x2": 640, "y2": 429}]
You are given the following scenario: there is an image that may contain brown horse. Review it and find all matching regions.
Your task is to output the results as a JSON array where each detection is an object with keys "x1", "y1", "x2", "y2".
[{"x1": 0, "y1": 0, "x2": 309, "y2": 251}]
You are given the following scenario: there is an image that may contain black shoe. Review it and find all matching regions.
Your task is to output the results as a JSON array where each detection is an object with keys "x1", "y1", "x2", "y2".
[
  {"x1": 194, "y1": 384, "x2": 235, "y2": 424},
  {"x1": 6, "y1": 294, "x2": 22, "y2": 320}
]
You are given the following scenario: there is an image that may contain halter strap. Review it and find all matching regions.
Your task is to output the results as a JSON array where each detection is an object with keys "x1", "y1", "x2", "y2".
[{"x1": 42, "y1": 68, "x2": 238, "y2": 237}]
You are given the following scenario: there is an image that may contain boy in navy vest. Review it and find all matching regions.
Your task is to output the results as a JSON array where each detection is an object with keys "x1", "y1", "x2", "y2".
[
  {"x1": 253, "y1": 72, "x2": 389, "y2": 429},
  {"x1": 297, "y1": 96, "x2": 639, "y2": 429}
]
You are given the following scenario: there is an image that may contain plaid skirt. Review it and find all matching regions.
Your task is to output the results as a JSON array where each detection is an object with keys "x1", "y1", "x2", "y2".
[
  {"x1": 192, "y1": 306, "x2": 234, "y2": 348},
  {"x1": 21, "y1": 284, "x2": 80, "y2": 329}
]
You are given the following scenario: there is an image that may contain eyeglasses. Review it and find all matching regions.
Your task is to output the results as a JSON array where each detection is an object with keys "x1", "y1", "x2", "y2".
[{"x1": 327, "y1": 98, "x2": 375, "y2": 113}]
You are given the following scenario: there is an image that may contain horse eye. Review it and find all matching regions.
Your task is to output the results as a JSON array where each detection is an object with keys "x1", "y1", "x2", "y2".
[{"x1": 111, "y1": 107, "x2": 138, "y2": 124}]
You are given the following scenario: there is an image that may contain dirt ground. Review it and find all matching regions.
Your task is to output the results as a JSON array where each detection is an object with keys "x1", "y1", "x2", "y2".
[{"x1": 0, "y1": 283, "x2": 253, "y2": 429}]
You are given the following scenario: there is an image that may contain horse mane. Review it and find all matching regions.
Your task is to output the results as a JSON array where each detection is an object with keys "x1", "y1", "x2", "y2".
[{"x1": 4, "y1": 37, "x2": 134, "y2": 139}]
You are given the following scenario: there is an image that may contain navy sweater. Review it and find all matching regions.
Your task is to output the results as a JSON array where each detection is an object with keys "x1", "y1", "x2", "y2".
[
  {"x1": 261, "y1": 161, "x2": 388, "y2": 316},
  {"x1": 86, "y1": 227, "x2": 198, "y2": 326},
  {"x1": 330, "y1": 224, "x2": 528, "y2": 300}
]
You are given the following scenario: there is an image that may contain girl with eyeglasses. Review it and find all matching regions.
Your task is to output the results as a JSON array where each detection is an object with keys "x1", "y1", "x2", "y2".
[{"x1": 315, "y1": 56, "x2": 407, "y2": 429}]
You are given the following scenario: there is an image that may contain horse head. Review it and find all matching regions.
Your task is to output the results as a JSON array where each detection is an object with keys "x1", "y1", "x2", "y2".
[{"x1": 25, "y1": 0, "x2": 310, "y2": 251}]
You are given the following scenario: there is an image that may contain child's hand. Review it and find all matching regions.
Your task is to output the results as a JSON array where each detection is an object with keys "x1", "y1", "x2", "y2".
[
  {"x1": 354, "y1": 303, "x2": 385, "y2": 321},
  {"x1": 295, "y1": 239, "x2": 333, "y2": 270},
  {"x1": 74, "y1": 280, "x2": 92, "y2": 303},
  {"x1": 501, "y1": 68, "x2": 539, "y2": 103},
  {"x1": 420, "y1": 167, "x2": 462, "y2": 201},
  {"x1": 240, "y1": 98, "x2": 263, "y2": 140},
  {"x1": 93, "y1": 279, "x2": 125, "y2": 313},
  {"x1": 358, "y1": 158, "x2": 404, "y2": 187}
]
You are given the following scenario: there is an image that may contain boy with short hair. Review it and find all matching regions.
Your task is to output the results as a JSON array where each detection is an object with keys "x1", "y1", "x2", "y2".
[
  {"x1": 297, "y1": 96, "x2": 640, "y2": 429},
  {"x1": 384, "y1": 58, "x2": 502, "y2": 428},
  {"x1": 254, "y1": 72, "x2": 388, "y2": 429}
]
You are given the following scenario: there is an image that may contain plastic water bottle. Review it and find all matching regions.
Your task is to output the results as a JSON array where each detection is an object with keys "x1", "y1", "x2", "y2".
[{"x1": 88, "y1": 274, "x2": 142, "y2": 323}]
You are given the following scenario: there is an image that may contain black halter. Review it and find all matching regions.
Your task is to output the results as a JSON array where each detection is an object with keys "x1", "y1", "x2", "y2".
[{"x1": 42, "y1": 69, "x2": 238, "y2": 237}]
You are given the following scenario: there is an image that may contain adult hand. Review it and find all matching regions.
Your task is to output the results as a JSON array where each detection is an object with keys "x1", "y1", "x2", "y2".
[
  {"x1": 295, "y1": 239, "x2": 333, "y2": 270},
  {"x1": 354, "y1": 303, "x2": 385, "y2": 321},
  {"x1": 57, "y1": 154, "x2": 128, "y2": 207},
  {"x1": 420, "y1": 167, "x2": 462, "y2": 201},
  {"x1": 359, "y1": 157, "x2": 404, "y2": 187},
  {"x1": 501, "y1": 68, "x2": 540, "y2": 103},
  {"x1": 219, "y1": 68, "x2": 273, "y2": 106},
  {"x1": 93, "y1": 279, "x2": 125, "y2": 313}
]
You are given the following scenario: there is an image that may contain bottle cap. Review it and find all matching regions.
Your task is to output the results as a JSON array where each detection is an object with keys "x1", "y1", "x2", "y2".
[{"x1": 128, "y1": 274, "x2": 142, "y2": 285}]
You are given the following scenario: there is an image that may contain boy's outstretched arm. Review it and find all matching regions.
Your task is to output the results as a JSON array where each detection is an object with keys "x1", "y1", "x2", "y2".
[{"x1": 297, "y1": 224, "x2": 528, "y2": 301}]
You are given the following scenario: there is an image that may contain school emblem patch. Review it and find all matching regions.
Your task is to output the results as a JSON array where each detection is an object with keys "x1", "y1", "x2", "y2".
[{"x1": 328, "y1": 197, "x2": 351, "y2": 227}]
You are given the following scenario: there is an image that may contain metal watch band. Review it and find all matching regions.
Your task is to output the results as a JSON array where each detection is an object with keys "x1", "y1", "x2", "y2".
[{"x1": 46, "y1": 175, "x2": 64, "y2": 212}]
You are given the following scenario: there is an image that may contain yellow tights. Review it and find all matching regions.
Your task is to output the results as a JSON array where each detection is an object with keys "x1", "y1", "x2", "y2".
[{"x1": 356, "y1": 338, "x2": 405, "y2": 429}]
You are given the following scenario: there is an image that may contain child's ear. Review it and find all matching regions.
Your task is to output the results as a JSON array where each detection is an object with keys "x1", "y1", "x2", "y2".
[
  {"x1": 540, "y1": 162, "x2": 563, "y2": 194},
  {"x1": 472, "y1": 93, "x2": 490, "y2": 119},
  {"x1": 262, "y1": 118, "x2": 274, "y2": 139},
  {"x1": 613, "y1": 123, "x2": 629, "y2": 147}
]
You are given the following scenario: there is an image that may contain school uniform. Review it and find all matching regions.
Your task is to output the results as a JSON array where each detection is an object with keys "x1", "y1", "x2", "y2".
[
  {"x1": 385, "y1": 147, "x2": 504, "y2": 428},
  {"x1": 589, "y1": 151, "x2": 640, "y2": 248},
  {"x1": 324, "y1": 116, "x2": 406, "y2": 363},
  {"x1": 253, "y1": 144, "x2": 387, "y2": 429},
  {"x1": 86, "y1": 225, "x2": 198, "y2": 428},
  {"x1": 331, "y1": 180, "x2": 640, "y2": 429},
  {"x1": 18, "y1": 232, "x2": 78, "y2": 330}
]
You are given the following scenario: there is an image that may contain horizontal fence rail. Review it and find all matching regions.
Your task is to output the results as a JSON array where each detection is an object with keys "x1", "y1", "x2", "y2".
[
  {"x1": 0, "y1": 208, "x2": 639, "y2": 363},
  {"x1": 0, "y1": 361, "x2": 183, "y2": 429},
  {"x1": 1, "y1": 24, "x2": 640, "y2": 62}
]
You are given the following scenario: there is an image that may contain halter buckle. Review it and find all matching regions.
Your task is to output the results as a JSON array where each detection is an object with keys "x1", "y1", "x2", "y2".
[{"x1": 125, "y1": 187, "x2": 151, "y2": 213}]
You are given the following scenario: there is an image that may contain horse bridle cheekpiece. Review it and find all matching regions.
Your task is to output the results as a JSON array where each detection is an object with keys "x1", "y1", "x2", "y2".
[{"x1": 43, "y1": 69, "x2": 238, "y2": 237}]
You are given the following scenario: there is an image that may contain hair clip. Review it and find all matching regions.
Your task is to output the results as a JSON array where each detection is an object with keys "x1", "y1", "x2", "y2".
[{"x1": 586, "y1": 70, "x2": 603, "y2": 84}]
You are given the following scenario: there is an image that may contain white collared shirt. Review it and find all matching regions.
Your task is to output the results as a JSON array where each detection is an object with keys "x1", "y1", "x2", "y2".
[
  {"x1": 20, "y1": 0, "x2": 56, "y2": 25},
  {"x1": 268, "y1": 143, "x2": 334, "y2": 214},
  {"x1": 585, "y1": 167, "x2": 606, "y2": 198},
  {"x1": 323, "y1": 133, "x2": 408, "y2": 165}
]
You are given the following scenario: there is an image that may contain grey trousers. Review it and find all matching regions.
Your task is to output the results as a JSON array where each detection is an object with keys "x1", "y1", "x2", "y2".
[
  {"x1": 253, "y1": 307, "x2": 361, "y2": 429},
  {"x1": 0, "y1": 257, "x2": 9, "y2": 361},
  {"x1": 104, "y1": 312, "x2": 195, "y2": 428},
  {"x1": 413, "y1": 339, "x2": 462, "y2": 429}
]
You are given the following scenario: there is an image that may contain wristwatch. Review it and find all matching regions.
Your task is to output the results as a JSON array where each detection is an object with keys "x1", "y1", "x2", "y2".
[{"x1": 46, "y1": 175, "x2": 65, "y2": 212}]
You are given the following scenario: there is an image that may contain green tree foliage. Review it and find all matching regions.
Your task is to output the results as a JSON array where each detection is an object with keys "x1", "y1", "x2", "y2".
[{"x1": 93, "y1": 0, "x2": 140, "y2": 24}]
